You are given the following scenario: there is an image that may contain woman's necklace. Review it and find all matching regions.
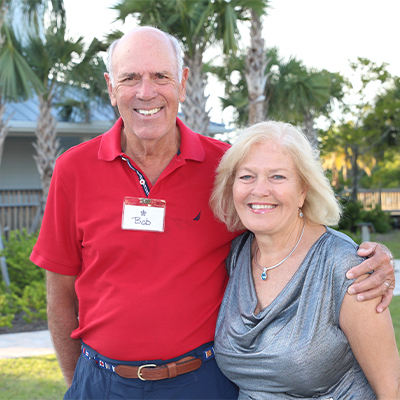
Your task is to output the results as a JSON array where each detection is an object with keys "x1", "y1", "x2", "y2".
[{"x1": 253, "y1": 220, "x2": 306, "y2": 281}]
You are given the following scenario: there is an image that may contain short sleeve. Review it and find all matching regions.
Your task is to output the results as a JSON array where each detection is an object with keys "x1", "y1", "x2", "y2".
[
  {"x1": 30, "y1": 160, "x2": 82, "y2": 276},
  {"x1": 328, "y1": 232, "x2": 365, "y2": 324}
]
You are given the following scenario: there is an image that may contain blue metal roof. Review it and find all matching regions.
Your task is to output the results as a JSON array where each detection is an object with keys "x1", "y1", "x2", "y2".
[{"x1": 4, "y1": 96, "x2": 115, "y2": 123}]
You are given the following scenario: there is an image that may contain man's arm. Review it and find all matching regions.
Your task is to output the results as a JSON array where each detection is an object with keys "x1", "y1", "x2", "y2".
[
  {"x1": 47, "y1": 270, "x2": 80, "y2": 388},
  {"x1": 346, "y1": 242, "x2": 395, "y2": 313}
]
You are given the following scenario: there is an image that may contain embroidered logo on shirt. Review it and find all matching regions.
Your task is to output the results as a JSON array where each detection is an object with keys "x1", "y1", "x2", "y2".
[{"x1": 193, "y1": 211, "x2": 201, "y2": 221}]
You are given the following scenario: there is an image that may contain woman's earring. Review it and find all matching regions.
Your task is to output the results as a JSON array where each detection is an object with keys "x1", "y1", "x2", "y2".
[{"x1": 299, "y1": 207, "x2": 303, "y2": 218}]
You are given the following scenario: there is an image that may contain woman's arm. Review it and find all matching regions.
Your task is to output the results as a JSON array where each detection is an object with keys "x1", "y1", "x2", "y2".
[{"x1": 340, "y1": 274, "x2": 400, "y2": 399}]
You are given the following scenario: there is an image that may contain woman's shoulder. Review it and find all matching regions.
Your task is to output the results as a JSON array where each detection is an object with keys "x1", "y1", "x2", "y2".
[
  {"x1": 324, "y1": 227, "x2": 360, "y2": 253},
  {"x1": 319, "y1": 227, "x2": 365, "y2": 277}
]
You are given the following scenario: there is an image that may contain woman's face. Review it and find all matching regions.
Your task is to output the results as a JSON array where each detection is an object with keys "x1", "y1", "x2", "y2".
[{"x1": 232, "y1": 140, "x2": 307, "y2": 237}]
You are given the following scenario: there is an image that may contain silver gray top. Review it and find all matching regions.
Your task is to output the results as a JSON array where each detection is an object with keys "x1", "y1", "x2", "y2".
[{"x1": 215, "y1": 228, "x2": 375, "y2": 399}]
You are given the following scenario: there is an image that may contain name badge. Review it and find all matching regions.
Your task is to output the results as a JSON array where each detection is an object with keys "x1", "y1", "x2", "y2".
[{"x1": 122, "y1": 197, "x2": 166, "y2": 232}]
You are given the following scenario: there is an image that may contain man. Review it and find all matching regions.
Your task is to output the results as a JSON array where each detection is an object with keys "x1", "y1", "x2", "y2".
[{"x1": 30, "y1": 27, "x2": 395, "y2": 399}]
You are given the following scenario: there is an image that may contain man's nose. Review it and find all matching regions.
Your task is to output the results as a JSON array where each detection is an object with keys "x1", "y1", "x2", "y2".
[{"x1": 137, "y1": 77, "x2": 157, "y2": 100}]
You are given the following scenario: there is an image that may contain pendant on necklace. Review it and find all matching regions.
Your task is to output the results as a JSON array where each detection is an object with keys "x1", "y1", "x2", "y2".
[{"x1": 261, "y1": 268, "x2": 267, "y2": 281}]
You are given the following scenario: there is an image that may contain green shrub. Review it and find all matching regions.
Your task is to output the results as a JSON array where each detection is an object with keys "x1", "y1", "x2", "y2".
[
  {"x1": 338, "y1": 200, "x2": 364, "y2": 232},
  {"x1": 19, "y1": 281, "x2": 47, "y2": 323},
  {"x1": 0, "y1": 229, "x2": 47, "y2": 327},
  {"x1": 337, "y1": 229, "x2": 361, "y2": 244},
  {"x1": 363, "y1": 205, "x2": 392, "y2": 233},
  {"x1": 0, "y1": 283, "x2": 19, "y2": 328},
  {"x1": 338, "y1": 200, "x2": 392, "y2": 234},
  {"x1": 0, "y1": 229, "x2": 43, "y2": 293}
]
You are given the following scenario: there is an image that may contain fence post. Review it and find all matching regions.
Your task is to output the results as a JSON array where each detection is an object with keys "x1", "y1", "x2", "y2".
[{"x1": 0, "y1": 225, "x2": 10, "y2": 287}]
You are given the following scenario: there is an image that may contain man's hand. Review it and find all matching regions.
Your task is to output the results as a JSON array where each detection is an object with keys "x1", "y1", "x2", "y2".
[{"x1": 346, "y1": 242, "x2": 395, "y2": 313}]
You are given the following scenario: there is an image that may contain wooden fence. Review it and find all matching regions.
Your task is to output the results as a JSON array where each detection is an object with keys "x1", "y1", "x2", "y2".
[
  {"x1": 355, "y1": 189, "x2": 400, "y2": 216},
  {"x1": 0, "y1": 189, "x2": 42, "y2": 237}
]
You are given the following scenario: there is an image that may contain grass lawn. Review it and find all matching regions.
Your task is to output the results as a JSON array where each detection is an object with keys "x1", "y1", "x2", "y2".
[
  {"x1": 373, "y1": 229, "x2": 400, "y2": 259},
  {"x1": 390, "y1": 295, "x2": 400, "y2": 350},
  {"x1": 0, "y1": 355, "x2": 66, "y2": 400}
]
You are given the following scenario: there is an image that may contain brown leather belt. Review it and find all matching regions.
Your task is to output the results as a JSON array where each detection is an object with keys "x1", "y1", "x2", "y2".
[{"x1": 115, "y1": 356, "x2": 202, "y2": 380}]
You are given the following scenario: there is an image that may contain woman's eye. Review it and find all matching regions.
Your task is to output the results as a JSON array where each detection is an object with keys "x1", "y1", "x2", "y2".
[
  {"x1": 272, "y1": 175, "x2": 285, "y2": 180},
  {"x1": 239, "y1": 175, "x2": 253, "y2": 181}
]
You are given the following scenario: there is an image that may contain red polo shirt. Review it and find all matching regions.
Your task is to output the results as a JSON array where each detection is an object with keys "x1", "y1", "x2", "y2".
[{"x1": 31, "y1": 118, "x2": 238, "y2": 360}]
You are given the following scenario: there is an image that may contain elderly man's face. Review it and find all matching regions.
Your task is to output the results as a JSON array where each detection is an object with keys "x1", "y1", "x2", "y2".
[{"x1": 105, "y1": 29, "x2": 188, "y2": 145}]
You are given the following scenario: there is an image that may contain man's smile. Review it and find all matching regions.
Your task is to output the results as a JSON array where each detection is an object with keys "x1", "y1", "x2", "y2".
[{"x1": 135, "y1": 108, "x2": 162, "y2": 116}]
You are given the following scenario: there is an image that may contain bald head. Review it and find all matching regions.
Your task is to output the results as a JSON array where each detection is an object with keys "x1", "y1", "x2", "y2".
[{"x1": 107, "y1": 27, "x2": 184, "y2": 86}]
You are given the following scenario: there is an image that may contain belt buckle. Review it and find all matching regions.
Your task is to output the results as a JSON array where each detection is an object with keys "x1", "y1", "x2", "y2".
[{"x1": 137, "y1": 364, "x2": 157, "y2": 381}]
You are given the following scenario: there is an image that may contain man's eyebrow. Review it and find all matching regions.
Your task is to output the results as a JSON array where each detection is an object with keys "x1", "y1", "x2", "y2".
[
  {"x1": 119, "y1": 72, "x2": 140, "y2": 80},
  {"x1": 151, "y1": 70, "x2": 173, "y2": 77}
]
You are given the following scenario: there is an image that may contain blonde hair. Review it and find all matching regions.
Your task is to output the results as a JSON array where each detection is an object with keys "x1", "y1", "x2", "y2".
[{"x1": 210, "y1": 121, "x2": 342, "y2": 232}]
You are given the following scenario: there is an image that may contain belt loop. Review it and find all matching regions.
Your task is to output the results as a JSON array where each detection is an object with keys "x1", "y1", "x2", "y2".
[{"x1": 166, "y1": 362, "x2": 178, "y2": 378}]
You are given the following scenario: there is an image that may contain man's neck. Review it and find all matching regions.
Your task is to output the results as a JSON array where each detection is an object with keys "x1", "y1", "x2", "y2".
[{"x1": 121, "y1": 127, "x2": 181, "y2": 185}]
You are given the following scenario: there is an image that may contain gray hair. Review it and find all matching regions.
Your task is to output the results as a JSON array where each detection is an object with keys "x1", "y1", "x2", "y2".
[
  {"x1": 106, "y1": 27, "x2": 184, "y2": 85},
  {"x1": 210, "y1": 121, "x2": 342, "y2": 232}
]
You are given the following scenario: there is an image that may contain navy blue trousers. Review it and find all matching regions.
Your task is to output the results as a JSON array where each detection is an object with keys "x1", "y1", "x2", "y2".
[{"x1": 64, "y1": 342, "x2": 238, "y2": 400}]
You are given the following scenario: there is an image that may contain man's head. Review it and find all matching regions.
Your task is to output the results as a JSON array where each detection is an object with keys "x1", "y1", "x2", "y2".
[
  {"x1": 106, "y1": 28, "x2": 184, "y2": 86},
  {"x1": 104, "y1": 27, "x2": 189, "y2": 145}
]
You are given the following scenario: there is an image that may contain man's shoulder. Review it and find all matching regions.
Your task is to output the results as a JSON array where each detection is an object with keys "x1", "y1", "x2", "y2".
[
  {"x1": 57, "y1": 135, "x2": 103, "y2": 165},
  {"x1": 197, "y1": 133, "x2": 231, "y2": 152},
  {"x1": 192, "y1": 133, "x2": 231, "y2": 162},
  {"x1": 178, "y1": 118, "x2": 231, "y2": 158}
]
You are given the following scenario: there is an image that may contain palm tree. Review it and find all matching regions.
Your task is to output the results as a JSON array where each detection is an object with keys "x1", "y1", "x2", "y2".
[
  {"x1": 21, "y1": 22, "x2": 86, "y2": 207},
  {"x1": 5, "y1": 0, "x2": 108, "y2": 209},
  {"x1": 215, "y1": 50, "x2": 345, "y2": 148},
  {"x1": 0, "y1": 1, "x2": 42, "y2": 165},
  {"x1": 112, "y1": 0, "x2": 268, "y2": 135},
  {"x1": 245, "y1": 8, "x2": 270, "y2": 125},
  {"x1": 270, "y1": 58, "x2": 338, "y2": 148}
]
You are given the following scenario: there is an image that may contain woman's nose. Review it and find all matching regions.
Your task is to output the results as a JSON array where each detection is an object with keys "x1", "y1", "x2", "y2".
[{"x1": 251, "y1": 177, "x2": 270, "y2": 197}]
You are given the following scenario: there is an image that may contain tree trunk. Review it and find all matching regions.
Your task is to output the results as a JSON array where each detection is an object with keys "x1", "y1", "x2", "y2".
[
  {"x1": 0, "y1": 97, "x2": 8, "y2": 166},
  {"x1": 181, "y1": 49, "x2": 210, "y2": 136},
  {"x1": 0, "y1": 1, "x2": 8, "y2": 166},
  {"x1": 33, "y1": 94, "x2": 59, "y2": 211},
  {"x1": 350, "y1": 145, "x2": 359, "y2": 202},
  {"x1": 245, "y1": 10, "x2": 268, "y2": 126},
  {"x1": 303, "y1": 112, "x2": 319, "y2": 150}
]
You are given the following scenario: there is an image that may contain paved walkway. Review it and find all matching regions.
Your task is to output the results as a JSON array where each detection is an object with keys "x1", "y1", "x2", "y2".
[
  {"x1": 0, "y1": 260, "x2": 399, "y2": 359},
  {"x1": 0, "y1": 329, "x2": 54, "y2": 359}
]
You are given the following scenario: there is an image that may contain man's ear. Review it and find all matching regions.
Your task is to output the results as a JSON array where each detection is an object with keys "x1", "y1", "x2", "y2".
[
  {"x1": 104, "y1": 73, "x2": 117, "y2": 107},
  {"x1": 179, "y1": 67, "x2": 190, "y2": 103}
]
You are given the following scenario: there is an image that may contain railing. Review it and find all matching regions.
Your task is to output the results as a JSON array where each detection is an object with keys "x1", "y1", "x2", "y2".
[
  {"x1": 356, "y1": 189, "x2": 400, "y2": 216},
  {"x1": 0, "y1": 189, "x2": 42, "y2": 237}
]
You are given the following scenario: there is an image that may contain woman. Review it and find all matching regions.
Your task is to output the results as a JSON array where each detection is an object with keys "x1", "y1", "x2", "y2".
[{"x1": 210, "y1": 121, "x2": 400, "y2": 399}]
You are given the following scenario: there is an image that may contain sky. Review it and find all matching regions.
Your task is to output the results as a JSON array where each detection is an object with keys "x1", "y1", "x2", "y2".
[{"x1": 63, "y1": 0, "x2": 400, "y2": 125}]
